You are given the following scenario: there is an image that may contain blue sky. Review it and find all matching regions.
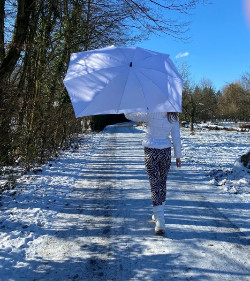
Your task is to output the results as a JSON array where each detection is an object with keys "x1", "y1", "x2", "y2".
[{"x1": 138, "y1": 0, "x2": 250, "y2": 91}]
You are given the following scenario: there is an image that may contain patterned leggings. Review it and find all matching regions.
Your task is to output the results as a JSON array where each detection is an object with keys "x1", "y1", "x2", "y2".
[{"x1": 144, "y1": 147, "x2": 171, "y2": 206}]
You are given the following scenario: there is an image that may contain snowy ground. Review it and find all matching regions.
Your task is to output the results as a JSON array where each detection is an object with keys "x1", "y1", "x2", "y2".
[
  {"x1": 181, "y1": 127, "x2": 250, "y2": 200},
  {"x1": 0, "y1": 123, "x2": 249, "y2": 281}
]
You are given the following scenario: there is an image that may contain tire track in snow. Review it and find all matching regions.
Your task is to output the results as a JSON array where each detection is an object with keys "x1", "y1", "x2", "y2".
[
  {"x1": 0, "y1": 123, "x2": 249, "y2": 281},
  {"x1": 71, "y1": 124, "x2": 250, "y2": 280}
]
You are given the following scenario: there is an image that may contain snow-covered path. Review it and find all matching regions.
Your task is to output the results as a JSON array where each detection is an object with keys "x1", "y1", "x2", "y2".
[{"x1": 0, "y1": 123, "x2": 249, "y2": 281}]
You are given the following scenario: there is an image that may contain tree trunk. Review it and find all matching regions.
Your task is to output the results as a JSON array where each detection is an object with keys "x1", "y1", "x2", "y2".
[
  {"x1": 190, "y1": 97, "x2": 196, "y2": 133},
  {"x1": 0, "y1": 0, "x2": 5, "y2": 64},
  {"x1": 0, "y1": 0, "x2": 34, "y2": 80},
  {"x1": 190, "y1": 114, "x2": 194, "y2": 132},
  {"x1": 0, "y1": 0, "x2": 34, "y2": 165}
]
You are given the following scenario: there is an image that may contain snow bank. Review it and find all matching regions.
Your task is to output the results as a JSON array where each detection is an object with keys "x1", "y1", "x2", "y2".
[
  {"x1": 208, "y1": 158, "x2": 249, "y2": 195},
  {"x1": 184, "y1": 122, "x2": 250, "y2": 132},
  {"x1": 180, "y1": 127, "x2": 250, "y2": 202}
]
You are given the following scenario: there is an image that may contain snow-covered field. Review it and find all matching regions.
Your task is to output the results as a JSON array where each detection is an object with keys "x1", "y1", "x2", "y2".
[
  {"x1": 196, "y1": 121, "x2": 250, "y2": 132},
  {"x1": 181, "y1": 127, "x2": 250, "y2": 200},
  {"x1": 0, "y1": 123, "x2": 249, "y2": 281}
]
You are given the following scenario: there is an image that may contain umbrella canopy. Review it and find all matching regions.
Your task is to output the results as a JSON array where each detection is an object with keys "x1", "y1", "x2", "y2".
[{"x1": 63, "y1": 46, "x2": 183, "y2": 117}]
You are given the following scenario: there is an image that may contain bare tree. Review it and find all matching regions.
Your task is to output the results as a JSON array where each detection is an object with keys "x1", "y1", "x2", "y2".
[
  {"x1": 0, "y1": 0, "x2": 5, "y2": 63},
  {"x1": 0, "y1": 0, "x2": 35, "y2": 80},
  {"x1": 218, "y1": 83, "x2": 250, "y2": 121},
  {"x1": 0, "y1": 0, "x2": 206, "y2": 167},
  {"x1": 241, "y1": 71, "x2": 250, "y2": 92}
]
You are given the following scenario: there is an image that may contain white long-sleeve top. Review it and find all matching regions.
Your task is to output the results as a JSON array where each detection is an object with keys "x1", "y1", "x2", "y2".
[{"x1": 125, "y1": 112, "x2": 182, "y2": 158}]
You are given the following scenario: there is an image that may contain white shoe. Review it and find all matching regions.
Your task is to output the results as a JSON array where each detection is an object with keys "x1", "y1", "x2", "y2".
[
  {"x1": 153, "y1": 204, "x2": 165, "y2": 234},
  {"x1": 152, "y1": 202, "x2": 165, "y2": 222}
]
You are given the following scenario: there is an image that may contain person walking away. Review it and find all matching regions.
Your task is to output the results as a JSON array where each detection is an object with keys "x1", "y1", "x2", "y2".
[{"x1": 125, "y1": 112, "x2": 182, "y2": 235}]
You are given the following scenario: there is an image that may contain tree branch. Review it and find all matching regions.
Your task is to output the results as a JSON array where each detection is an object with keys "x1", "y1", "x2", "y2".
[{"x1": 0, "y1": 0, "x2": 34, "y2": 80}]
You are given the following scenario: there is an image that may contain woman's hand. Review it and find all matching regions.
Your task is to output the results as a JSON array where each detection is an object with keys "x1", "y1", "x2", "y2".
[{"x1": 176, "y1": 158, "x2": 182, "y2": 168}]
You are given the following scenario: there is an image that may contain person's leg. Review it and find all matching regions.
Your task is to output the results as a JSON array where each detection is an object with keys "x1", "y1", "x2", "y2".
[
  {"x1": 158, "y1": 147, "x2": 171, "y2": 203},
  {"x1": 144, "y1": 147, "x2": 171, "y2": 234},
  {"x1": 144, "y1": 147, "x2": 162, "y2": 206},
  {"x1": 144, "y1": 147, "x2": 171, "y2": 206}
]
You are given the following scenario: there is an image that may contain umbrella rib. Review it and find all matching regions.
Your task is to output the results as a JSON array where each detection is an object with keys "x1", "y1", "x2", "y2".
[
  {"x1": 137, "y1": 69, "x2": 179, "y2": 112},
  {"x1": 117, "y1": 69, "x2": 133, "y2": 113},
  {"x1": 117, "y1": 50, "x2": 142, "y2": 113},
  {"x1": 78, "y1": 70, "x2": 129, "y2": 116},
  {"x1": 137, "y1": 66, "x2": 181, "y2": 79},
  {"x1": 133, "y1": 71, "x2": 151, "y2": 111},
  {"x1": 117, "y1": 70, "x2": 150, "y2": 113}
]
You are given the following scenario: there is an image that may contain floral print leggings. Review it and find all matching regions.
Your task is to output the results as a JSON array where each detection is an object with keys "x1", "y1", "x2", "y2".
[{"x1": 144, "y1": 147, "x2": 171, "y2": 206}]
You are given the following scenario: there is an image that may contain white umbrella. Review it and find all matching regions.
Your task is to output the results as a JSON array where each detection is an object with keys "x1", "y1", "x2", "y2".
[{"x1": 63, "y1": 46, "x2": 183, "y2": 117}]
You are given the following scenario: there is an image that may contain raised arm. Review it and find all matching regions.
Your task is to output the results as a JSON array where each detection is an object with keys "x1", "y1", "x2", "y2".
[{"x1": 125, "y1": 112, "x2": 150, "y2": 123}]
